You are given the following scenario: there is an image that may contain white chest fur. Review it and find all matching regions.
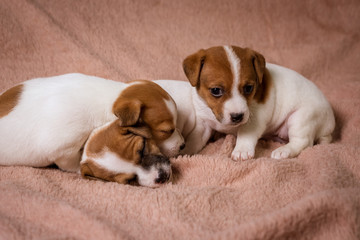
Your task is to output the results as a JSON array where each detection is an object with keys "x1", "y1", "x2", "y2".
[{"x1": 231, "y1": 63, "x2": 335, "y2": 160}]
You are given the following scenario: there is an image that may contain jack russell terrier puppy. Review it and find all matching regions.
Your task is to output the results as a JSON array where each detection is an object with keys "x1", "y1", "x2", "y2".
[
  {"x1": 80, "y1": 120, "x2": 172, "y2": 187},
  {"x1": 0, "y1": 74, "x2": 184, "y2": 187},
  {"x1": 155, "y1": 46, "x2": 335, "y2": 161}
]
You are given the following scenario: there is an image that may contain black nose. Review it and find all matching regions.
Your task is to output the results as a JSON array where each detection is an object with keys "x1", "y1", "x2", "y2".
[
  {"x1": 230, "y1": 113, "x2": 244, "y2": 123},
  {"x1": 180, "y1": 143, "x2": 186, "y2": 150},
  {"x1": 155, "y1": 169, "x2": 170, "y2": 184}
]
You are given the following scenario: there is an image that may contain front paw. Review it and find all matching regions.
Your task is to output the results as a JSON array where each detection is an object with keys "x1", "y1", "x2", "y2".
[
  {"x1": 231, "y1": 148, "x2": 255, "y2": 161},
  {"x1": 180, "y1": 146, "x2": 193, "y2": 156},
  {"x1": 271, "y1": 144, "x2": 296, "y2": 159}
]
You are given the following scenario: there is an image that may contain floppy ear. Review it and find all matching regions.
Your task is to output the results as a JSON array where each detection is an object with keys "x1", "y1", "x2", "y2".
[
  {"x1": 81, "y1": 161, "x2": 136, "y2": 184},
  {"x1": 251, "y1": 50, "x2": 270, "y2": 103},
  {"x1": 126, "y1": 125, "x2": 152, "y2": 139},
  {"x1": 81, "y1": 162, "x2": 96, "y2": 180},
  {"x1": 112, "y1": 99, "x2": 142, "y2": 126},
  {"x1": 113, "y1": 173, "x2": 137, "y2": 185},
  {"x1": 145, "y1": 139, "x2": 162, "y2": 155},
  {"x1": 182, "y1": 49, "x2": 206, "y2": 87},
  {"x1": 252, "y1": 51, "x2": 266, "y2": 84}
]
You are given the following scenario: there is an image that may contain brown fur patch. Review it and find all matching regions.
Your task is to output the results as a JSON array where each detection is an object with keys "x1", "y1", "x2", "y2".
[
  {"x1": 183, "y1": 46, "x2": 271, "y2": 121},
  {"x1": 0, "y1": 84, "x2": 23, "y2": 118},
  {"x1": 184, "y1": 47, "x2": 233, "y2": 121},
  {"x1": 81, "y1": 121, "x2": 163, "y2": 183},
  {"x1": 85, "y1": 121, "x2": 149, "y2": 165},
  {"x1": 183, "y1": 49, "x2": 206, "y2": 87},
  {"x1": 232, "y1": 46, "x2": 268, "y2": 104},
  {"x1": 254, "y1": 68, "x2": 272, "y2": 103},
  {"x1": 81, "y1": 160, "x2": 136, "y2": 184},
  {"x1": 113, "y1": 80, "x2": 176, "y2": 144},
  {"x1": 83, "y1": 80, "x2": 175, "y2": 183}
]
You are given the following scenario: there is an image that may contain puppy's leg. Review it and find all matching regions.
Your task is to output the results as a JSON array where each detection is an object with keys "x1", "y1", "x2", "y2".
[
  {"x1": 271, "y1": 137, "x2": 312, "y2": 159},
  {"x1": 271, "y1": 109, "x2": 316, "y2": 159},
  {"x1": 317, "y1": 134, "x2": 332, "y2": 144},
  {"x1": 54, "y1": 150, "x2": 82, "y2": 172},
  {"x1": 232, "y1": 119, "x2": 266, "y2": 161}
]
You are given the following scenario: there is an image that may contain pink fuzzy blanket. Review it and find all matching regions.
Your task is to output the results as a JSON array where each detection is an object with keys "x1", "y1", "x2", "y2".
[{"x1": 1, "y1": 0, "x2": 359, "y2": 239}]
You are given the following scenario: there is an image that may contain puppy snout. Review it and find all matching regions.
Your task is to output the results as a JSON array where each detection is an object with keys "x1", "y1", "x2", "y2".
[
  {"x1": 155, "y1": 169, "x2": 170, "y2": 184},
  {"x1": 230, "y1": 113, "x2": 244, "y2": 123},
  {"x1": 180, "y1": 143, "x2": 186, "y2": 150}
]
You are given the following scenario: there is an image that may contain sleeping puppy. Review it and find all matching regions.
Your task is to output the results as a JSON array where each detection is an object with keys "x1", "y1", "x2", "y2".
[
  {"x1": 81, "y1": 120, "x2": 172, "y2": 187},
  {"x1": 0, "y1": 74, "x2": 184, "y2": 179},
  {"x1": 156, "y1": 46, "x2": 335, "y2": 160}
]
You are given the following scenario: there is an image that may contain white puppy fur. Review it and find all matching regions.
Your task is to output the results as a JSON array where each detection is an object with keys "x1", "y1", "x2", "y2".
[
  {"x1": 231, "y1": 63, "x2": 335, "y2": 160},
  {"x1": 155, "y1": 45, "x2": 335, "y2": 160},
  {"x1": 0, "y1": 73, "x2": 183, "y2": 172}
]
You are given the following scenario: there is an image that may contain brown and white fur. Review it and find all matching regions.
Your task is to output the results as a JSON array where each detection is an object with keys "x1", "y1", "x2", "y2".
[
  {"x1": 155, "y1": 46, "x2": 335, "y2": 160},
  {"x1": 0, "y1": 73, "x2": 184, "y2": 186},
  {"x1": 80, "y1": 121, "x2": 172, "y2": 187}
]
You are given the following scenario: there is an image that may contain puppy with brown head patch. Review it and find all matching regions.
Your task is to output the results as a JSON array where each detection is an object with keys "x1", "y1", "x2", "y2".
[
  {"x1": 80, "y1": 120, "x2": 172, "y2": 187},
  {"x1": 155, "y1": 45, "x2": 335, "y2": 160},
  {"x1": 113, "y1": 80, "x2": 185, "y2": 158},
  {"x1": 0, "y1": 74, "x2": 184, "y2": 183}
]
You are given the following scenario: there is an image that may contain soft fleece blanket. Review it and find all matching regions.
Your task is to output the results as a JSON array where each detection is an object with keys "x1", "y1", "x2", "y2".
[{"x1": 1, "y1": 0, "x2": 360, "y2": 239}]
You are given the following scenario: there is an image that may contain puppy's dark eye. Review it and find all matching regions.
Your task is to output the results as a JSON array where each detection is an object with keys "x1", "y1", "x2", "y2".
[
  {"x1": 243, "y1": 85, "x2": 254, "y2": 95},
  {"x1": 210, "y1": 87, "x2": 224, "y2": 98}
]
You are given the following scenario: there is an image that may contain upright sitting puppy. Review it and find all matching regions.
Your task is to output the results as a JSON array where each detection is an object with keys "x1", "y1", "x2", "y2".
[
  {"x1": 156, "y1": 46, "x2": 335, "y2": 160},
  {"x1": 0, "y1": 74, "x2": 184, "y2": 179}
]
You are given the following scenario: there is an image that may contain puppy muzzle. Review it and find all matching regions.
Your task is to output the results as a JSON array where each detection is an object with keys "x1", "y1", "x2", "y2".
[{"x1": 136, "y1": 154, "x2": 172, "y2": 187}]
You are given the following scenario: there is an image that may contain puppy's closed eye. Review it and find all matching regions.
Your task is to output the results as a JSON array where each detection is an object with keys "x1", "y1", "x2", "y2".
[
  {"x1": 153, "y1": 128, "x2": 175, "y2": 141},
  {"x1": 124, "y1": 125, "x2": 152, "y2": 139},
  {"x1": 160, "y1": 129, "x2": 174, "y2": 134},
  {"x1": 159, "y1": 128, "x2": 175, "y2": 137}
]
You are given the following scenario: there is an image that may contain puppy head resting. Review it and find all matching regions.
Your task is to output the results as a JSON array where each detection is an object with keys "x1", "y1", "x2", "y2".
[
  {"x1": 112, "y1": 80, "x2": 184, "y2": 157},
  {"x1": 183, "y1": 45, "x2": 269, "y2": 126},
  {"x1": 81, "y1": 120, "x2": 172, "y2": 188}
]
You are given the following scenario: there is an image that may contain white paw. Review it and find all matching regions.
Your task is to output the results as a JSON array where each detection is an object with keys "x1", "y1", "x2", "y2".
[
  {"x1": 231, "y1": 148, "x2": 255, "y2": 161},
  {"x1": 271, "y1": 146, "x2": 292, "y2": 159}
]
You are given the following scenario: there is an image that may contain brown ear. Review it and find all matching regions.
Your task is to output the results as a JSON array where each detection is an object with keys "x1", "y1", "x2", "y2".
[
  {"x1": 81, "y1": 161, "x2": 107, "y2": 181},
  {"x1": 81, "y1": 161, "x2": 136, "y2": 184},
  {"x1": 182, "y1": 49, "x2": 206, "y2": 87},
  {"x1": 112, "y1": 99, "x2": 142, "y2": 126},
  {"x1": 126, "y1": 125, "x2": 152, "y2": 139},
  {"x1": 251, "y1": 50, "x2": 271, "y2": 103},
  {"x1": 145, "y1": 139, "x2": 162, "y2": 155},
  {"x1": 81, "y1": 161, "x2": 95, "y2": 179},
  {"x1": 252, "y1": 51, "x2": 266, "y2": 84},
  {"x1": 113, "y1": 173, "x2": 137, "y2": 184}
]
